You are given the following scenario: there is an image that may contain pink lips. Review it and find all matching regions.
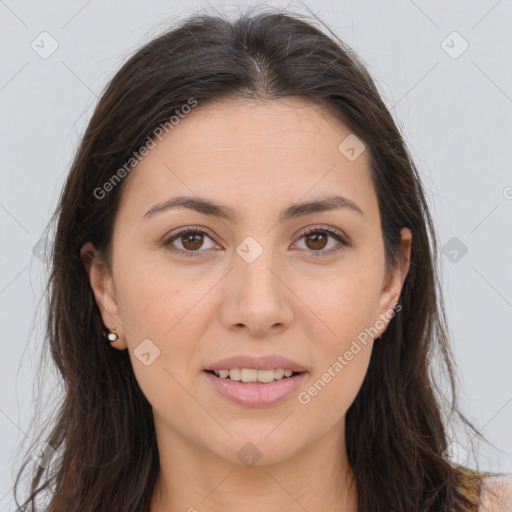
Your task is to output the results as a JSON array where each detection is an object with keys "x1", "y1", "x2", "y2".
[
  {"x1": 203, "y1": 370, "x2": 307, "y2": 407},
  {"x1": 203, "y1": 354, "x2": 308, "y2": 407},
  {"x1": 205, "y1": 354, "x2": 307, "y2": 373}
]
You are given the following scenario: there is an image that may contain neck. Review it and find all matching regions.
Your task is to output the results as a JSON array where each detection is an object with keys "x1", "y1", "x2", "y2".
[{"x1": 150, "y1": 416, "x2": 358, "y2": 512}]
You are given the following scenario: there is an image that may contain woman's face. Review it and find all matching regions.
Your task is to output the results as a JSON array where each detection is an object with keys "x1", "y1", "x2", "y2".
[{"x1": 83, "y1": 97, "x2": 411, "y2": 467}]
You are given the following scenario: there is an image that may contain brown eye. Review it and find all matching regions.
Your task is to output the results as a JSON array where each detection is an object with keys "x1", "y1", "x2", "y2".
[
  {"x1": 180, "y1": 232, "x2": 204, "y2": 250},
  {"x1": 164, "y1": 226, "x2": 349, "y2": 259},
  {"x1": 164, "y1": 228, "x2": 217, "y2": 257},
  {"x1": 294, "y1": 227, "x2": 349, "y2": 256},
  {"x1": 304, "y1": 232, "x2": 328, "y2": 251}
]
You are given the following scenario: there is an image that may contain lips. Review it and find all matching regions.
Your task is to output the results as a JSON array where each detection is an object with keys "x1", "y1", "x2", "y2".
[
  {"x1": 203, "y1": 354, "x2": 308, "y2": 406},
  {"x1": 203, "y1": 369, "x2": 307, "y2": 407},
  {"x1": 205, "y1": 354, "x2": 307, "y2": 373}
]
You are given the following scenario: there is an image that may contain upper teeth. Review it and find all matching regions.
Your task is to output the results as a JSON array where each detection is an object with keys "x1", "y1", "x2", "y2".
[{"x1": 213, "y1": 368, "x2": 295, "y2": 383}]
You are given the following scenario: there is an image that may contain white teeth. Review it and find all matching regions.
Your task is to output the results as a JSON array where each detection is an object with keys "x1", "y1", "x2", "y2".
[
  {"x1": 229, "y1": 368, "x2": 241, "y2": 381},
  {"x1": 240, "y1": 368, "x2": 258, "y2": 382},
  {"x1": 254, "y1": 369, "x2": 275, "y2": 383},
  {"x1": 211, "y1": 368, "x2": 298, "y2": 383}
]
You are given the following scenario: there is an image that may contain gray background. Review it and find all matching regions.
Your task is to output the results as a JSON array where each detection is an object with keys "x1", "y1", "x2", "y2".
[{"x1": 1, "y1": 0, "x2": 511, "y2": 508}]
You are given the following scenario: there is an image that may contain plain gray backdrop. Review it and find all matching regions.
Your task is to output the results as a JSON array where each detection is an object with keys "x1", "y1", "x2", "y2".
[{"x1": 1, "y1": 0, "x2": 511, "y2": 508}]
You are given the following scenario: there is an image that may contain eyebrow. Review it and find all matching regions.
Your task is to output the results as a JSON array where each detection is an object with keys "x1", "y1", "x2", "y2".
[{"x1": 143, "y1": 194, "x2": 364, "y2": 222}]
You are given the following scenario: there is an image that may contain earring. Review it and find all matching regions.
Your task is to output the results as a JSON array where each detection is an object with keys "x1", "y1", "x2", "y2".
[{"x1": 104, "y1": 326, "x2": 118, "y2": 342}]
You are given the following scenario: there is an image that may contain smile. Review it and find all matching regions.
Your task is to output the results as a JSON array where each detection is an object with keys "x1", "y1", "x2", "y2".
[{"x1": 209, "y1": 368, "x2": 299, "y2": 383}]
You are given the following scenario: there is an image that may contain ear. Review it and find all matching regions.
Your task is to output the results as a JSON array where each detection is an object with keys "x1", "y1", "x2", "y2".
[
  {"x1": 80, "y1": 241, "x2": 127, "y2": 350},
  {"x1": 375, "y1": 227, "x2": 412, "y2": 338}
]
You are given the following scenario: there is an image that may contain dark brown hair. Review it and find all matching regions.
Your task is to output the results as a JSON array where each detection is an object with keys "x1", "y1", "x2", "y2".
[{"x1": 13, "y1": 6, "x2": 500, "y2": 511}]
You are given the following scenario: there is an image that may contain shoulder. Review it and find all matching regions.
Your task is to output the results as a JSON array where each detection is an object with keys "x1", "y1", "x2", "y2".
[{"x1": 478, "y1": 476, "x2": 512, "y2": 512}]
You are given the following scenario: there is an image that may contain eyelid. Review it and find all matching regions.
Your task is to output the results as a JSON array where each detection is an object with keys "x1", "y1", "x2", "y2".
[{"x1": 296, "y1": 224, "x2": 347, "y2": 240}]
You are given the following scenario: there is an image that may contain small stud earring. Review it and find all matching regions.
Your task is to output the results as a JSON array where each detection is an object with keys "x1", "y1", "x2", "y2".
[{"x1": 104, "y1": 326, "x2": 118, "y2": 342}]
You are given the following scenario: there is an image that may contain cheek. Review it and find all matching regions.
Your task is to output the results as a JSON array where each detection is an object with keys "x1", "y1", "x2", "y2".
[
  {"x1": 308, "y1": 260, "x2": 383, "y2": 349},
  {"x1": 298, "y1": 288, "x2": 376, "y2": 428},
  {"x1": 111, "y1": 250, "x2": 207, "y2": 400},
  {"x1": 113, "y1": 244, "x2": 202, "y2": 338},
  {"x1": 296, "y1": 265, "x2": 381, "y2": 416}
]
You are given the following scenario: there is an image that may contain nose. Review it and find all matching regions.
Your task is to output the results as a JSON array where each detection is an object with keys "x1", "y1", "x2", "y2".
[{"x1": 218, "y1": 242, "x2": 294, "y2": 337}]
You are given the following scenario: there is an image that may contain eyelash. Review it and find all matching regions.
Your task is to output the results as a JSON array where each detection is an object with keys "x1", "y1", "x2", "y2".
[{"x1": 162, "y1": 225, "x2": 349, "y2": 258}]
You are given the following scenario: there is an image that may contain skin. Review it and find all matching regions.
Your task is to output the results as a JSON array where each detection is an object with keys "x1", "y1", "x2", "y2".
[
  {"x1": 479, "y1": 478, "x2": 512, "y2": 512},
  {"x1": 81, "y1": 97, "x2": 412, "y2": 512}
]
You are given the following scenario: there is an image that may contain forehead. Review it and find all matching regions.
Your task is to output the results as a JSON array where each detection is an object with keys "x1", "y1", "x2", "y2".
[
  {"x1": 158, "y1": 97, "x2": 355, "y2": 156},
  {"x1": 118, "y1": 97, "x2": 376, "y2": 223}
]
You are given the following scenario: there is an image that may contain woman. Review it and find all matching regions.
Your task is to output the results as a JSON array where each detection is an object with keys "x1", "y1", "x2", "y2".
[{"x1": 13, "y1": 7, "x2": 511, "y2": 511}]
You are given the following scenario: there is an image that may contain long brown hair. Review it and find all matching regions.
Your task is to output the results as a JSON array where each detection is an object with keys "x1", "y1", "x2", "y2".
[{"x1": 13, "y1": 6, "x2": 498, "y2": 511}]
